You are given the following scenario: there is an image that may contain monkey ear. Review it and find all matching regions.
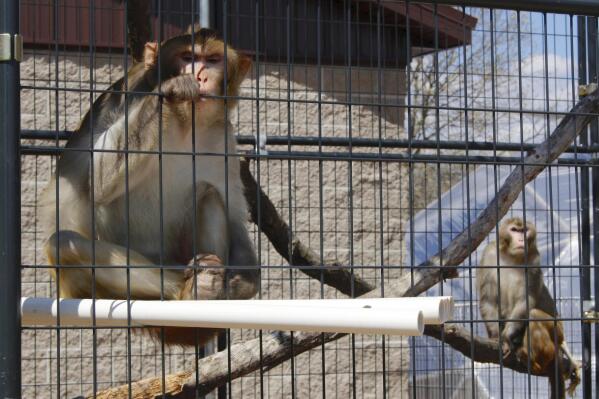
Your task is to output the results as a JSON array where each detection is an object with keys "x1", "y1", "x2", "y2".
[
  {"x1": 238, "y1": 54, "x2": 252, "y2": 79},
  {"x1": 186, "y1": 23, "x2": 202, "y2": 34},
  {"x1": 144, "y1": 42, "x2": 158, "y2": 70}
]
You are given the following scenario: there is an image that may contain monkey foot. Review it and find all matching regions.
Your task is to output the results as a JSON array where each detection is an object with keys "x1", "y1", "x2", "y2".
[
  {"x1": 501, "y1": 340, "x2": 512, "y2": 359},
  {"x1": 187, "y1": 253, "x2": 223, "y2": 269},
  {"x1": 179, "y1": 254, "x2": 226, "y2": 300}
]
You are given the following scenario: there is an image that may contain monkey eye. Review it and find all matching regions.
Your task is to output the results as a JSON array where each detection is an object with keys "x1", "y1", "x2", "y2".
[
  {"x1": 206, "y1": 55, "x2": 222, "y2": 64},
  {"x1": 180, "y1": 52, "x2": 195, "y2": 63}
]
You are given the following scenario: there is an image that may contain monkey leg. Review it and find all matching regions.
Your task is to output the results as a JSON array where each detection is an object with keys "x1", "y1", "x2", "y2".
[
  {"x1": 226, "y1": 219, "x2": 260, "y2": 299},
  {"x1": 194, "y1": 186, "x2": 260, "y2": 300},
  {"x1": 560, "y1": 341, "x2": 580, "y2": 375},
  {"x1": 46, "y1": 230, "x2": 224, "y2": 347},
  {"x1": 560, "y1": 341, "x2": 576, "y2": 363},
  {"x1": 479, "y1": 301, "x2": 500, "y2": 339},
  {"x1": 516, "y1": 323, "x2": 544, "y2": 374},
  {"x1": 45, "y1": 230, "x2": 184, "y2": 299},
  {"x1": 517, "y1": 321, "x2": 565, "y2": 399},
  {"x1": 518, "y1": 311, "x2": 558, "y2": 374},
  {"x1": 559, "y1": 340, "x2": 581, "y2": 395}
]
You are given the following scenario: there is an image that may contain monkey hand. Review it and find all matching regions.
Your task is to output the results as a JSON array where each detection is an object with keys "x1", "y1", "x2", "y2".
[
  {"x1": 501, "y1": 339, "x2": 512, "y2": 359},
  {"x1": 501, "y1": 328, "x2": 524, "y2": 359},
  {"x1": 161, "y1": 74, "x2": 203, "y2": 103},
  {"x1": 503, "y1": 322, "x2": 525, "y2": 347},
  {"x1": 177, "y1": 254, "x2": 226, "y2": 300}
]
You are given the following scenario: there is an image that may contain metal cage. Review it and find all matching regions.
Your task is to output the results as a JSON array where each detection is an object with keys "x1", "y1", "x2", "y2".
[{"x1": 1, "y1": 0, "x2": 599, "y2": 398}]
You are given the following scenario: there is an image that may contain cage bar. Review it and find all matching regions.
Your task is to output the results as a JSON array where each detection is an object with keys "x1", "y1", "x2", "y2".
[
  {"x1": 0, "y1": 0, "x2": 21, "y2": 397},
  {"x1": 9, "y1": 1, "x2": 599, "y2": 398}
]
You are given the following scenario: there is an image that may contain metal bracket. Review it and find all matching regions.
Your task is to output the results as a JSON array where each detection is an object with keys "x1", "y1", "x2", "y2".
[
  {"x1": 579, "y1": 83, "x2": 598, "y2": 97},
  {"x1": 583, "y1": 300, "x2": 598, "y2": 323},
  {"x1": 0, "y1": 33, "x2": 22, "y2": 62}
]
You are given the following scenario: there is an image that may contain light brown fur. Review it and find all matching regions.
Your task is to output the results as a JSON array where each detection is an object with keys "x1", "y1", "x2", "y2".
[
  {"x1": 477, "y1": 217, "x2": 580, "y2": 398},
  {"x1": 517, "y1": 309, "x2": 580, "y2": 398},
  {"x1": 41, "y1": 27, "x2": 258, "y2": 346}
]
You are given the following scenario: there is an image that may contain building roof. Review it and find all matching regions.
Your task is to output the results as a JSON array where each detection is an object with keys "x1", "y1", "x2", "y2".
[
  {"x1": 21, "y1": 0, "x2": 477, "y2": 65},
  {"x1": 367, "y1": 2, "x2": 478, "y2": 49}
]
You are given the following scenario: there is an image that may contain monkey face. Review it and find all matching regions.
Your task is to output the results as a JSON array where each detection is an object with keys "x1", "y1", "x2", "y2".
[
  {"x1": 144, "y1": 28, "x2": 251, "y2": 117},
  {"x1": 508, "y1": 225, "x2": 526, "y2": 255},
  {"x1": 179, "y1": 50, "x2": 224, "y2": 99},
  {"x1": 499, "y1": 217, "x2": 538, "y2": 262}
]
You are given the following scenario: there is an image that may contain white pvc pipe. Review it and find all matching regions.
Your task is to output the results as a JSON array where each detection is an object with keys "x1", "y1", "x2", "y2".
[
  {"x1": 21, "y1": 297, "x2": 424, "y2": 336},
  {"x1": 204, "y1": 296, "x2": 454, "y2": 324}
]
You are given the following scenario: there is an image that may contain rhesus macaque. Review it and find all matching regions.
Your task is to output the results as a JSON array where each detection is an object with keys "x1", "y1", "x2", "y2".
[
  {"x1": 517, "y1": 309, "x2": 580, "y2": 398},
  {"x1": 477, "y1": 217, "x2": 580, "y2": 398},
  {"x1": 40, "y1": 27, "x2": 259, "y2": 346}
]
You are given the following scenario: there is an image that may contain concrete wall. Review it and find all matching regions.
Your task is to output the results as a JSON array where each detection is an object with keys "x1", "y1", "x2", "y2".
[{"x1": 20, "y1": 49, "x2": 412, "y2": 398}]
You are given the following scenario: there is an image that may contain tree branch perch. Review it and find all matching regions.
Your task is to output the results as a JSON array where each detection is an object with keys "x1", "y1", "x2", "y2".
[{"x1": 239, "y1": 160, "x2": 376, "y2": 297}]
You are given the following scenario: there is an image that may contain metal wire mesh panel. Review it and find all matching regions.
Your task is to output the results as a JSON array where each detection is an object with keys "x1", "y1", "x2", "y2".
[{"x1": 1, "y1": 0, "x2": 597, "y2": 398}]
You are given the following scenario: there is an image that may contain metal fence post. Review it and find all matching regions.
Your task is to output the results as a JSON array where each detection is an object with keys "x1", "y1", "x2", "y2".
[
  {"x1": 0, "y1": 0, "x2": 21, "y2": 398},
  {"x1": 579, "y1": 15, "x2": 599, "y2": 399},
  {"x1": 588, "y1": 16, "x2": 599, "y2": 398}
]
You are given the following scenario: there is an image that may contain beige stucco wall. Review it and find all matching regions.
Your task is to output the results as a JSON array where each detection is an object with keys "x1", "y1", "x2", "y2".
[{"x1": 19, "y1": 49, "x2": 412, "y2": 398}]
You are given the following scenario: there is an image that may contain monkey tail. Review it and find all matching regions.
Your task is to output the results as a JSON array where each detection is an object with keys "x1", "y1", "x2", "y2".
[{"x1": 142, "y1": 326, "x2": 222, "y2": 347}]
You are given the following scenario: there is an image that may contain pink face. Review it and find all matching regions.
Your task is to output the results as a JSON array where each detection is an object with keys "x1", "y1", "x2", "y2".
[
  {"x1": 509, "y1": 226, "x2": 527, "y2": 252},
  {"x1": 178, "y1": 50, "x2": 224, "y2": 98}
]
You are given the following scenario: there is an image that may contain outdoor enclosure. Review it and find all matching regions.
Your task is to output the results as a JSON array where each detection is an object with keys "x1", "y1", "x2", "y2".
[{"x1": 1, "y1": 0, "x2": 599, "y2": 398}]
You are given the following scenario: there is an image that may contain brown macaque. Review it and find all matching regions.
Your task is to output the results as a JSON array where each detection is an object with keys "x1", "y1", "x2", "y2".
[
  {"x1": 40, "y1": 27, "x2": 258, "y2": 346},
  {"x1": 516, "y1": 309, "x2": 580, "y2": 398},
  {"x1": 477, "y1": 217, "x2": 580, "y2": 398}
]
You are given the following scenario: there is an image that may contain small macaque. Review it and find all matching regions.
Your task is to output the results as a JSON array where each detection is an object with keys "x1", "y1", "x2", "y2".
[
  {"x1": 516, "y1": 309, "x2": 580, "y2": 398},
  {"x1": 40, "y1": 27, "x2": 259, "y2": 346},
  {"x1": 477, "y1": 217, "x2": 580, "y2": 398}
]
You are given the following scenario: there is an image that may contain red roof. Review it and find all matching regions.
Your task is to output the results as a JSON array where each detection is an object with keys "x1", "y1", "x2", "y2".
[
  {"x1": 385, "y1": 3, "x2": 478, "y2": 48},
  {"x1": 21, "y1": 1, "x2": 476, "y2": 55}
]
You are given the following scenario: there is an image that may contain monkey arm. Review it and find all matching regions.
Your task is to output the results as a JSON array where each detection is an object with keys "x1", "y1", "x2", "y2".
[
  {"x1": 91, "y1": 74, "x2": 207, "y2": 204},
  {"x1": 91, "y1": 98, "x2": 161, "y2": 204},
  {"x1": 160, "y1": 74, "x2": 203, "y2": 103},
  {"x1": 477, "y1": 246, "x2": 502, "y2": 338},
  {"x1": 479, "y1": 297, "x2": 500, "y2": 339},
  {"x1": 502, "y1": 295, "x2": 536, "y2": 349}
]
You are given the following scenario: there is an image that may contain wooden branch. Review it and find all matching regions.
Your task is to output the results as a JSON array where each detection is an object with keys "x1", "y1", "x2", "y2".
[
  {"x1": 90, "y1": 268, "x2": 433, "y2": 399},
  {"x1": 90, "y1": 90, "x2": 599, "y2": 398},
  {"x1": 91, "y1": 371, "x2": 193, "y2": 399},
  {"x1": 405, "y1": 88, "x2": 599, "y2": 295},
  {"x1": 240, "y1": 160, "x2": 375, "y2": 297},
  {"x1": 424, "y1": 324, "x2": 534, "y2": 374}
]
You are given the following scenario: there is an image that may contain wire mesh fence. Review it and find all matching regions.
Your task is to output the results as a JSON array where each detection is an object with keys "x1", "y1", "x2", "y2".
[{"x1": 1, "y1": 0, "x2": 598, "y2": 398}]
